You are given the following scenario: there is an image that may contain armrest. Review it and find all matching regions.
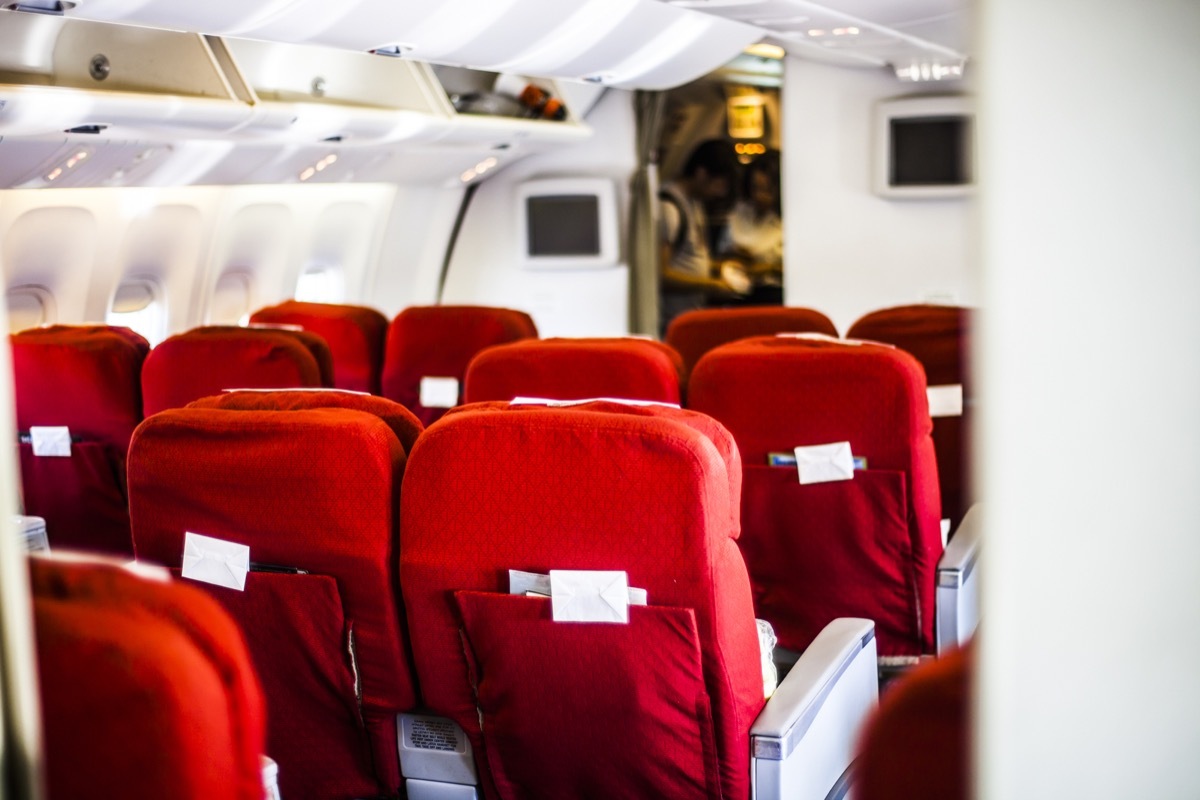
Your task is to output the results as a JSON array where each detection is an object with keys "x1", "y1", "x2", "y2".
[
  {"x1": 398, "y1": 713, "x2": 479, "y2": 800},
  {"x1": 751, "y1": 618, "x2": 878, "y2": 800},
  {"x1": 936, "y1": 503, "x2": 982, "y2": 653}
]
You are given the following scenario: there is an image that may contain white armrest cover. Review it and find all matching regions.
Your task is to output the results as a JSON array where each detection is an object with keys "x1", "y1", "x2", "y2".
[
  {"x1": 936, "y1": 504, "x2": 982, "y2": 653},
  {"x1": 751, "y1": 618, "x2": 878, "y2": 800},
  {"x1": 397, "y1": 713, "x2": 477, "y2": 786}
]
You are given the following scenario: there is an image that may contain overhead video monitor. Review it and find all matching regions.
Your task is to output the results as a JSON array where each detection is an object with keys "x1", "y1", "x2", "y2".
[
  {"x1": 517, "y1": 178, "x2": 618, "y2": 270},
  {"x1": 875, "y1": 96, "x2": 974, "y2": 199}
]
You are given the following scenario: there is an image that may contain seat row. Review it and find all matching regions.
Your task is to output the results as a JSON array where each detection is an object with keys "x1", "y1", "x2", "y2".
[
  {"x1": 10, "y1": 301, "x2": 972, "y2": 555},
  {"x1": 115, "y1": 391, "x2": 881, "y2": 800}
]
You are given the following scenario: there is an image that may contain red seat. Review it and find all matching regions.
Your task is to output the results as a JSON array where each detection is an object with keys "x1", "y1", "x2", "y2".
[
  {"x1": 381, "y1": 306, "x2": 537, "y2": 426},
  {"x1": 32, "y1": 556, "x2": 266, "y2": 800},
  {"x1": 856, "y1": 643, "x2": 972, "y2": 800},
  {"x1": 464, "y1": 337, "x2": 685, "y2": 404},
  {"x1": 141, "y1": 326, "x2": 334, "y2": 416},
  {"x1": 665, "y1": 306, "x2": 838, "y2": 376},
  {"x1": 689, "y1": 336, "x2": 943, "y2": 657},
  {"x1": 11, "y1": 325, "x2": 149, "y2": 555},
  {"x1": 249, "y1": 300, "x2": 389, "y2": 394},
  {"x1": 128, "y1": 399, "x2": 418, "y2": 800},
  {"x1": 848, "y1": 304, "x2": 974, "y2": 530},
  {"x1": 401, "y1": 400, "x2": 764, "y2": 800}
]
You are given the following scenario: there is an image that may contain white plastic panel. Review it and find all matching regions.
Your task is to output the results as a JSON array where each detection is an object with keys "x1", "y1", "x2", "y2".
[
  {"x1": 207, "y1": 271, "x2": 253, "y2": 324},
  {"x1": 5, "y1": 286, "x2": 53, "y2": 332},
  {"x1": 2, "y1": 206, "x2": 97, "y2": 322}
]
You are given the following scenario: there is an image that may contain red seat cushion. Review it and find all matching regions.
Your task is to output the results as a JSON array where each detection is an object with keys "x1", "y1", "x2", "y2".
[
  {"x1": 32, "y1": 557, "x2": 265, "y2": 800},
  {"x1": 128, "y1": 407, "x2": 415, "y2": 799},
  {"x1": 11, "y1": 325, "x2": 149, "y2": 554},
  {"x1": 141, "y1": 326, "x2": 332, "y2": 416},
  {"x1": 401, "y1": 401, "x2": 763, "y2": 800},
  {"x1": 381, "y1": 306, "x2": 537, "y2": 426},
  {"x1": 689, "y1": 336, "x2": 943, "y2": 656},
  {"x1": 848, "y1": 305, "x2": 974, "y2": 530},
  {"x1": 250, "y1": 301, "x2": 388, "y2": 394},
  {"x1": 665, "y1": 306, "x2": 838, "y2": 376},
  {"x1": 856, "y1": 643, "x2": 972, "y2": 800},
  {"x1": 464, "y1": 337, "x2": 684, "y2": 405}
]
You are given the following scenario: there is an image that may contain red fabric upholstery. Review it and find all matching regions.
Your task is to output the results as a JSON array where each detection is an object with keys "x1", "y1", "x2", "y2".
[
  {"x1": 401, "y1": 401, "x2": 764, "y2": 800},
  {"x1": 665, "y1": 306, "x2": 838, "y2": 376},
  {"x1": 31, "y1": 557, "x2": 265, "y2": 800},
  {"x1": 128, "y1": 407, "x2": 415, "y2": 799},
  {"x1": 848, "y1": 305, "x2": 974, "y2": 530},
  {"x1": 250, "y1": 301, "x2": 388, "y2": 394},
  {"x1": 689, "y1": 336, "x2": 943, "y2": 656},
  {"x1": 11, "y1": 325, "x2": 149, "y2": 555},
  {"x1": 464, "y1": 337, "x2": 684, "y2": 405},
  {"x1": 856, "y1": 643, "x2": 972, "y2": 800},
  {"x1": 380, "y1": 306, "x2": 537, "y2": 426},
  {"x1": 141, "y1": 326, "x2": 333, "y2": 416},
  {"x1": 189, "y1": 389, "x2": 423, "y2": 454}
]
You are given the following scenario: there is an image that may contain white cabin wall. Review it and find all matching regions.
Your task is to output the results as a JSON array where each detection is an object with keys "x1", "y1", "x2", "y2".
[
  {"x1": 978, "y1": 0, "x2": 1200, "y2": 797},
  {"x1": 781, "y1": 58, "x2": 976, "y2": 333},
  {"x1": 440, "y1": 88, "x2": 637, "y2": 337},
  {"x1": 0, "y1": 183, "x2": 396, "y2": 337},
  {"x1": 368, "y1": 185, "x2": 468, "y2": 318}
]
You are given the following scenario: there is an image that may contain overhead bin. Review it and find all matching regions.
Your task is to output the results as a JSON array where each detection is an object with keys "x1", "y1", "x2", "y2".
[
  {"x1": 66, "y1": 0, "x2": 762, "y2": 91},
  {"x1": 0, "y1": 11, "x2": 253, "y2": 138},
  {"x1": 220, "y1": 38, "x2": 452, "y2": 146}
]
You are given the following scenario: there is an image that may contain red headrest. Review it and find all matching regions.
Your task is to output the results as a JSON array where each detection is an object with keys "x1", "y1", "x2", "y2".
[
  {"x1": 402, "y1": 401, "x2": 763, "y2": 800},
  {"x1": 381, "y1": 306, "x2": 537, "y2": 426},
  {"x1": 464, "y1": 337, "x2": 684, "y2": 405},
  {"x1": 32, "y1": 556, "x2": 265, "y2": 800},
  {"x1": 250, "y1": 301, "x2": 388, "y2": 394},
  {"x1": 141, "y1": 326, "x2": 332, "y2": 416},
  {"x1": 188, "y1": 389, "x2": 423, "y2": 454},
  {"x1": 11, "y1": 325, "x2": 149, "y2": 444},
  {"x1": 690, "y1": 336, "x2": 933, "y2": 470},
  {"x1": 665, "y1": 306, "x2": 838, "y2": 375},
  {"x1": 847, "y1": 304, "x2": 972, "y2": 387}
]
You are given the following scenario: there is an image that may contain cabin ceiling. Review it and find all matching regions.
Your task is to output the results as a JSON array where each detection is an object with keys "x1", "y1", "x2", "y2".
[
  {"x1": 48, "y1": 0, "x2": 969, "y2": 83},
  {"x1": 0, "y1": 0, "x2": 970, "y2": 190}
]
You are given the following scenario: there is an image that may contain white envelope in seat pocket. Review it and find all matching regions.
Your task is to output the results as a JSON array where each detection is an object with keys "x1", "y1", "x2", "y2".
[
  {"x1": 550, "y1": 570, "x2": 629, "y2": 624},
  {"x1": 419, "y1": 376, "x2": 460, "y2": 409},
  {"x1": 794, "y1": 442, "x2": 855, "y2": 485},
  {"x1": 181, "y1": 532, "x2": 250, "y2": 591},
  {"x1": 30, "y1": 426, "x2": 71, "y2": 457}
]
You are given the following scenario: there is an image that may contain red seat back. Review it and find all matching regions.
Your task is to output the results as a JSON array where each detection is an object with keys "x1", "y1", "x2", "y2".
[
  {"x1": 250, "y1": 301, "x2": 389, "y2": 394},
  {"x1": 401, "y1": 401, "x2": 764, "y2": 800},
  {"x1": 848, "y1": 304, "x2": 974, "y2": 529},
  {"x1": 32, "y1": 557, "x2": 265, "y2": 800},
  {"x1": 689, "y1": 336, "x2": 943, "y2": 656},
  {"x1": 464, "y1": 337, "x2": 684, "y2": 404},
  {"x1": 128, "y1": 404, "x2": 416, "y2": 799},
  {"x1": 141, "y1": 326, "x2": 333, "y2": 416},
  {"x1": 856, "y1": 643, "x2": 972, "y2": 800},
  {"x1": 11, "y1": 325, "x2": 149, "y2": 555},
  {"x1": 665, "y1": 306, "x2": 838, "y2": 376},
  {"x1": 381, "y1": 306, "x2": 537, "y2": 426}
]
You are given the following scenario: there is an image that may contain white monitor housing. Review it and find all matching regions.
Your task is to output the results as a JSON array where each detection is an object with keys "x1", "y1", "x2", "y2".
[
  {"x1": 516, "y1": 178, "x2": 619, "y2": 270},
  {"x1": 874, "y1": 95, "x2": 974, "y2": 199}
]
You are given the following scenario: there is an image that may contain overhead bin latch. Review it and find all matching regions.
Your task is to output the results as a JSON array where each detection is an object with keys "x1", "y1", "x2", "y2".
[{"x1": 2, "y1": 0, "x2": 75, "y2": 14}]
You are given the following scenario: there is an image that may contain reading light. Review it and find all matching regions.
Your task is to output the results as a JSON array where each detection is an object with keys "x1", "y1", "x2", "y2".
[{"x1": 894, "y1": 59, "x2": 966, "y2": 82}]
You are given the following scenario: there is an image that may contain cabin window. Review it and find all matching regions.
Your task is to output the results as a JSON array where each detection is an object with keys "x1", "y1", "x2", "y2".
[
  {"x1": 208, "y1": 271, "x2": 253, "y2": 326},
  {"x1": 6, "y1": 286, "x2": 54, "y2": 333},
  {"x1": 294, "y1": 265, "x2": 345, "y2": 304},
  {"x1": 107, "y1": 279, "x2": 166, "y2": 345}
]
